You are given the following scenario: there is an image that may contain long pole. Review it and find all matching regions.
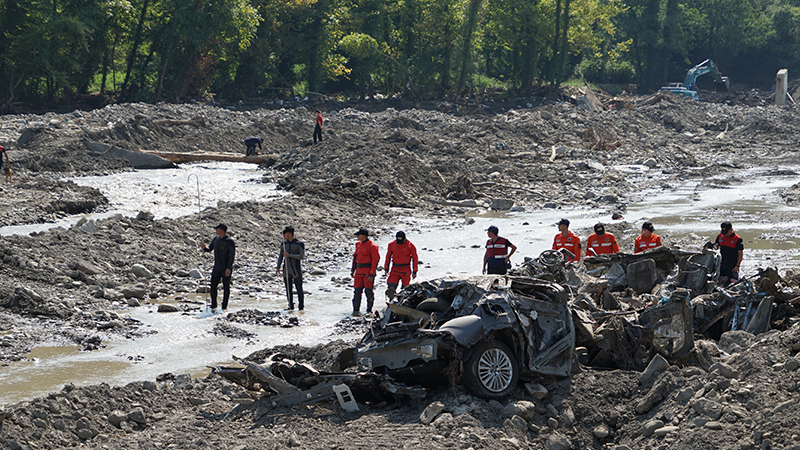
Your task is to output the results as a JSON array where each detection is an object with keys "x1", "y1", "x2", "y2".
[{"x1": 188, "y1": 174, "x2": 208, "y2": 311}]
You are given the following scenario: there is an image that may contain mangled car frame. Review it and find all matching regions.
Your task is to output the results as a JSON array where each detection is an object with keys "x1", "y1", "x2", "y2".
[{"x1": 354, "y1": 276, "x2": 575, "y2": 399}]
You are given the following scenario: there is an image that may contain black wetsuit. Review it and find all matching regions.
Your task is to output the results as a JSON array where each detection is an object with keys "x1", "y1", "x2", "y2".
[
  {"x1": 244, "y1": 137, "x2": 262, "y2": 156},
  {"x1": 203, "y1": 235, "x2": 235, "y2": 309}
]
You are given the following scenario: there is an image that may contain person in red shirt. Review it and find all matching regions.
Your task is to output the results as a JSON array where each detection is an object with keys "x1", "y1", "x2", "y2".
[
  {"x1": 482, "y1": 225, "x2": 517, "y2": 275},
  {"x1": 313, "y1": 110, "x2": 323, "y2": 144},
  {"x1": 351, "y1": 228, "x2": 380, "y2": 315},
  {"x1": 714, "y1": 221, "x2": 743, "y2": 285},
  {"x1": 553, "y1": 219, "x2": 581, "y2": 263},
  {"x1": 586, "y1": 223, "x2": 619, "y2": 257},
  {"x1": 634, "y1": 222, "x2": 662, "y2": 253},
  {"x1": 383, "y1": 231, "x2": 419, "y2": 300}
]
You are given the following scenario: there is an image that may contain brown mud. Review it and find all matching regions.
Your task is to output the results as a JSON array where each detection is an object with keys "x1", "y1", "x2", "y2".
[{"x1": 1, "y1": 92, "x2": 800, "y2": 449}]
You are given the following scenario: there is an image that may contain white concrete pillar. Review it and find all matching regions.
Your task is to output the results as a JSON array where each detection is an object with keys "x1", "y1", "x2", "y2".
[{"x1": 776, "y1": 69, "x2": 788, "y2": 105}]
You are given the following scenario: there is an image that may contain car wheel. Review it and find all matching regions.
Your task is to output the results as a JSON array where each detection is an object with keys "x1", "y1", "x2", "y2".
[{"x1": 462, "y1": 340, "x2": 519, "y2": 399}]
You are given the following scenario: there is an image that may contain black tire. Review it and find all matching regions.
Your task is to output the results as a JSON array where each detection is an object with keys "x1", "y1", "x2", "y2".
[
  {"x1": 416, "y1": 297, "x2": 451, "y2": 313},
  {"x1": 462, "y1": 340, "x2": 519, "y2": 399}
]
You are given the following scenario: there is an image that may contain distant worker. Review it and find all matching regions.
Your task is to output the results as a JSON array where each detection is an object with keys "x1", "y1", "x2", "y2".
[
  {"x1": 200, "y1": 223, "x2": 236, "y2": 312},
  {"x1": 383, "y1": 231, "x2": 419, "y2": 300},
  {"x1": 714, "y1": 221, "x2": 743, "y2": 285},
  {"x1": 244, "y1": 136, "x2": 263, "y2": 156},
  {"x1": 351, "y1": 228, "x2": 380, "y2": 315},
  {"x1": 0, "y1": 145, "x2": 10, "y2": 183},
  {"x1": 553, "y1": 219, "x2": 581, "y2": 263},
  {"x1": 586, "y1": 223, "x2": 619, "y2": 257},
  {"x1": 276, "y1": 226, "x2": 305, "y2": 311},
  {"x1": 483, "y1": 225, "x2": 517, "y2": 275},
  {"x1": 313, "y1": 110, "x2": 323, "y2": 144},
  {"x1": 634, "y1": 222, "x2": 662, "y2": 253}
]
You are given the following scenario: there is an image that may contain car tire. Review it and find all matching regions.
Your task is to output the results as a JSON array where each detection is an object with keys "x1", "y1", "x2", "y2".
[{"x1": 462, "y1": 340, "x2": 519, "y2": 399}]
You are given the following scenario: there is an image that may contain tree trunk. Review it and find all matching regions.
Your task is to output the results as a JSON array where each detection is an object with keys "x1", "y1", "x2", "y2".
[
  {"x1": 121, "y1": 0, "x2": 150, "y2": 99},
  {"x1": 456, "y1": 0, "x2": 483, "y2": 96},
  {"x1": 555, "y1": 0, "x2": 570, "y2": 89}
]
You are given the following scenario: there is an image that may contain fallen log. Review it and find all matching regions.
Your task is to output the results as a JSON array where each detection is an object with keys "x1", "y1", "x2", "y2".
[{"x1": 144, "y1": 151, "x2": 276, "y2": 165}]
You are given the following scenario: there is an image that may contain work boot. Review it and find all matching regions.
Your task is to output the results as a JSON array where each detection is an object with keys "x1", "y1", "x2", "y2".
[{"x1": 385, "y1": 287, "x2": 396, "y2": 301}]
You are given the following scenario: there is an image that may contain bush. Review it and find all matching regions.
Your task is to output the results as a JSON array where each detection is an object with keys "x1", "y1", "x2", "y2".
[{"x1": 575, "y1": 58, "x2": 636, "y2": 84}]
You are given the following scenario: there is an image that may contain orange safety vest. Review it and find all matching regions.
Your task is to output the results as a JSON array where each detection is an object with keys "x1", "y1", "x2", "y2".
[
  {"x1": 586, "y1": 232, "x2": 620, "y2": 256},
  {"x1": 634, "y1": 234, "x2": 662, "y2": 253},
  {"x1": 553, "y1": 231, "x2": 581, "y2": 262}
]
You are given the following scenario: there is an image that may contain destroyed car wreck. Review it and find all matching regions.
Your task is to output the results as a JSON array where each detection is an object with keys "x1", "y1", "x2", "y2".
[{"x1": 211, "y1": 244, "x2": 792, "y2": 409}]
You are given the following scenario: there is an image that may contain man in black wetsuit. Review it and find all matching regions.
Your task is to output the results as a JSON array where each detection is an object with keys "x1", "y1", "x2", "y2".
[
  {"x1": 713, "y1": 221, "x2": 743, "y2": 286},
  {"x1": 244, "y1": 136, "x2": 263, "y2": 156},
  {"x1": 200, "y1": 223, "x2": 236, "y2": 312},
  {"x1": 276, "y1": 226, "x2": 305, "y2": 311}
]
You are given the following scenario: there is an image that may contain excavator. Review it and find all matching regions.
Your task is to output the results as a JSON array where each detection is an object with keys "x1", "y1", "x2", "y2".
[{"x1": 660, "y1": 59, "x2": 730, "y2": 100}]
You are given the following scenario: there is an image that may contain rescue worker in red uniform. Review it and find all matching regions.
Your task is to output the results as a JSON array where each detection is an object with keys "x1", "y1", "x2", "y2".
[
  {"x1": 634, "y1": 222, "x2": 662, "y2": 253},
  {"x1": 383, "y1": 231, "x2": 419, "y2": 300},
  {"x1": 713, "y1": 221, "x2": 743, "y2": 286},
  {"x1": 552, "y1": 219, "x2": 581, "y2": 263},
  {"x1": 586, "y1": 223, "x2": 620, "y2": 257},
  {"x1": 482, "y1": 225, "x2": 517, "y2": 275},
  {"x1": 351, "y1": 228, "x2": 380, "y2": 315}
]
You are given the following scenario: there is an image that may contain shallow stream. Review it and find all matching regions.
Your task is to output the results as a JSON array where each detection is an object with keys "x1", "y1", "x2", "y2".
[{"x1": 1, "y1": 163, "x2": 799, "y2": 406}]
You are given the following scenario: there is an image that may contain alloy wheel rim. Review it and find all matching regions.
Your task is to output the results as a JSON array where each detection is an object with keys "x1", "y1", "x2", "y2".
[{"x1": 477, "y1": 348, "x2": 513, "y2": 392}]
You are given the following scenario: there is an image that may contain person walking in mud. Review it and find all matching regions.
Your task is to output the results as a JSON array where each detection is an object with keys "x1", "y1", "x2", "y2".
[
  {"x1": 586, "y1": 223, "x2": 619, "y2": 257},
  {"x1": 351, "y1": 228, "x2": 380, "y2": 315},
  {"x1": 313, "y1": 110, "x2": 323, "y2": 144},
  {"x1": 634, "y1": 222, "x2": 662, "y2": 253},
  {"x1": 383, "y1": 231, "x2": 419, "y2": 300},
  {"x1": 244, "y1": 136, "x2": 263, "y2": 156},
  {"x1": 711, "y1": 221, "x2": 743, "y2": 286},
  {"x1": 200, "y1": 223, "x2": 236, "y2": 312},
  {"x1": 276, "y1": 226, "x2": 305, "y2": 311},
  {"x1": 0, "y1": 145, "x2": 10, "y2": 183},
  {"x1": 483, "y1": 225, "x2": 517, "y2": 275},
  {"x1": 552, "y1": 219, "x2": 581, "y2": 263}
]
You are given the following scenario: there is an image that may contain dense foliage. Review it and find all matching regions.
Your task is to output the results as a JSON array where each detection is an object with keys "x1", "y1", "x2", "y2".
[{"x1": 0, "y1": 0, "x2": 795, "y2": 107}]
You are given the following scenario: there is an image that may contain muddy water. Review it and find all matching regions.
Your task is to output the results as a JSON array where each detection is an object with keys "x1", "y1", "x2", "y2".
[{"x1": 2, "y1": 165, "x2": 799, "y2": 406}]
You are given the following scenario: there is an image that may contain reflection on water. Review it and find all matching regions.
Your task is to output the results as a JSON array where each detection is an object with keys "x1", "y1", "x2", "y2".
[{"x1": 3, "y1": 166, "x2": 800, "y2": 406}]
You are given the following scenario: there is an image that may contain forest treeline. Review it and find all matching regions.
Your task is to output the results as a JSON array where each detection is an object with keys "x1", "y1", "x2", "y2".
[{"x1": 0, "y1": 0, "x2": 797, "y2": 108}]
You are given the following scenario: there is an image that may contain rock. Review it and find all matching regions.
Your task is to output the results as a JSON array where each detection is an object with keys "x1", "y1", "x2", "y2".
[
  {"x1": 108, "y1": 411, "x2": 126, "y2": 428},
  {"x1": 785, "y1": 357, "x2": 800, "y2": 372},
  {"x1": 639, "y1": 354, "x2": 670, "y2": 384},
  {"x1": 158, "y1": 304, "x2": 179, "y2": 313},
  {"x1": 719, "y1": 330, "x2": 755, "y2": 352},
  {"x1": 593, "y1": 424, "x2": 611, "y2": 439},
  {"x1": 705, "y1": 421, "x2": 723, "y2": 430},
  {"x1": 501, "y1": 401, "x2": 536, "y2": 421},
  {"x1": 72, "y1": 260, "x2": 102, "y2": 275},
  {"x1": 525, "y1": 382, "x2": 548, "y2": 400},
  {"x1": 79, "y1": 220, "x2": 98, "y2": 233},
  {"x1": 98, "y1": 320, "x2": 122, "y2": 329},
  {"x1": 544, "y1": 432, "x2": 572, "y2": 450},
  {"x1": 486, "y1": 155, "x2": 501, "y2": 164},
  {"x1": 643, "y1": 158, "x2": 657, "y2": 168},
  {"x1": 548, "y1": 417, "x2": 559, "y2": 428},
  {"x1": 75, "y1": 428, "x2": 97, "y2": 440},
  {"x1": 627, "y1": 258, "x2": 657, "y2": 294},
  {"x1": 405, "y1": 136, "x2": 422, "y2": 148},
  {"x1": 127, "y1": 408, "x2": 146, "y2": 424},
  {"x1": 541, "y1": 111, "x2": 553, "y2": 120},
  {"x1": 130, "y1": 264, "x2": 155, "y2": 279},
  {"x1": 490, "y1": 198, "x2": 514, "y2": 210},
  {"x1": 189, "y1": 269, "x2": 203, "y2": 279},
  {"x1": 309, "y1": 268, "x2": 326, "y2": 276},
  {"x1": 612, "y1": 212, "x2": 624, "y2": 220},
  {"x1": 693, "y1": 398, "x2": 724, "y2": 420},
  {"x1": 509, "y1": 415, "x2": 528, "y2": 431},
  {"x1": 121, "y1": 285, "x2": 147, "y2": 299},
  {"x1": 432, "y1": 412, "x2": 453, "y2": 428},
  {"x1": 676, "y1": 388, "x2": 694, "y2": 403},
  {"x1": 340, "y1": 132, "x2": 360, "y2": 140},
  {"x1": 420, "y1": 401, "x2": 445, "y2": 425},
  {"x1": 642, "y1": 419, "x2": 664, "y2": 438},
  {"x1": 653, "y1": 426, "x2": 679, "y2": 436},
  {"x1": 601, "y1": 194, "x2": 618, "y2": 203},
  {"x1": 710, "y1": 362, "x2": 739, "y2": 379},
  {"x1": 189, "y1": 397, "x2": 208, "y2": 405},
  {"x1": 136, "y1": 210, "x2": 155, "y2": 221},
  {"x1": 560, "y1": 405, "x2": 575, "y2": 427}
]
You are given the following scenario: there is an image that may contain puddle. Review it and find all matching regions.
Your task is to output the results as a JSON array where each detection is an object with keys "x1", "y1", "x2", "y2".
[{"x1": 2, "y1": 165, "x2": 800, "y2": 406}]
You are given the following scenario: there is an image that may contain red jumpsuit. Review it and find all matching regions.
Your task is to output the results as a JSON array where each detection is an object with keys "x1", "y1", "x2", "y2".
[
  {"x1": 553, "y1": 231, "x2": 581, "y2": 262},
  {"x1": 384, "y1": 240, "x2": 419, "y2": 287},
  {"x1": 586, "y1": 232, "x2": 620, "y2": 256},
  {"x1": 352, "y1": 239, "x2": 380, "y2": 288}
]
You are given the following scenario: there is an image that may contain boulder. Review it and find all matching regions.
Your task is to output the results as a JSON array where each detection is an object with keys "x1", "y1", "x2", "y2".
[
  {"x1": 72, "y1": 260, "x2": 102, "y2": 275},
  {"x1": 627, "y1": 258, "x2": 657, "y2": 294},
  {"x1": 108, "y1": 411, "x2": 126, "y2": 428},
  {"x1": 525, "y1": 383, "x2": 548, "y2": 400},
  {"x1": 693, "y1": 398, "x2": 724, "y2": 420},
  {"x1": 544, "y1": 432, "x2": 572, "y2": 450},
  {"x1": 639, "y1": 354, "x2": 670, "y2": 385},
  {"x1": 642, "y1": 419, "x2": 664, "y2": 438},
  {"x1": 79, "y1": 220, "x2": 98, "y2": 233},
  {"x1": 85, "y1": 142, "x2": 176, "y2": 169},
  {"x1": 501, "y1": 401, "x2": 537, "y2": 421},
  {"x1": 127, "y1": 408, "x2": 146, "y2": 424},
  {"x1": 643, "y1": 158, "x2": 658, "y2": 168},
  {"x1": 420, "y1": 401, "x2": 445, "y2": 425},
  {"x1": 121, "y1": 285, "x2": 147, "y2": 299},
  {"x1": 593, "y1": 424, "x2": 611, "y2": 439},
  {"x1": 158, "y1": 304, "x2": 180, "y2": 313},
  {"x1": 189, "y1": 269, "x2": 203, "y2": 279},
  {"x1": 709, "y1": 362, "x2": 739, "y2": 379},
  {"x1": 136, "y1": 211, "x2": 155, "y2": 221},
  {"x1": 490, "y1": 198, "x2": 515, "y2": 210},
  {"x1": 130, "y1": 264, "x2": 155, "y2": 279}
]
